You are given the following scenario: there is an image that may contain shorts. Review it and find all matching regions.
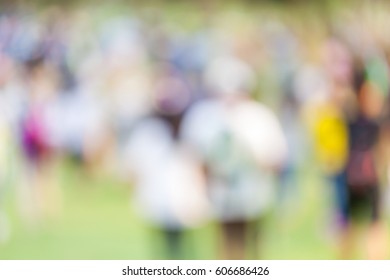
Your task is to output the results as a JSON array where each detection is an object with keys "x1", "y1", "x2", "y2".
[{"x1": 346, "y1": 184, "x2": 380, "y2": 223}]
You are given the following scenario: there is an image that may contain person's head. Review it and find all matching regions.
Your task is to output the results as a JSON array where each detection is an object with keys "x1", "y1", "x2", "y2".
[
  {"x1": 323, "y1": 37, "x2": 353, "y2": 87},
  {"x1": 24, "y1": 54, "x2": 60, "y2": 102},
  {"x1": 353, "y1": 66, "x2": 384, "y2": 119},
  {"x1": 204, "y1": 54, "x2": 255, "y2": 101},
  {"x1": 152, "y1": 64, "x2": 192, "y2": 116}
]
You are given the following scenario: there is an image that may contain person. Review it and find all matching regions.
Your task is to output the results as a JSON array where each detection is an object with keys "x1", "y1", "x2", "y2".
[
  {"x1": 0, "y1": 53, "x2": 20, "y2": 243},
  {"x1": 181, "y1": 54, "x2": 287, "y2": 259},
  {"x1": 124, "y1": 65, "x2": 210, "y2": 259},
  {"x1": 303, "y1": 83, "x2": 350, "y2": 228},
  {"x1": 341, "y1": 65, "x2": 388, "y2": 259},
  {"x1": 18, "y1": 55, "x2": 63, "y2": 226},
  {"x1": 298, "y1": 39, "x2": 356, "y2": 259},
  {"x1": 277, "y1": 84, "x2": 307, "y2": 215}
]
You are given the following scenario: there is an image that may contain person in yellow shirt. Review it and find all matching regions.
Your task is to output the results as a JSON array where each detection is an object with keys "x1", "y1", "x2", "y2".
[{"x1": 305, "y1": 99, "x2": 349, "y2": 228}]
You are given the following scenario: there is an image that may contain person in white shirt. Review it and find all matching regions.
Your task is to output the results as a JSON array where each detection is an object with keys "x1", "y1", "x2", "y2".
[
  {"x1": 181, "y1": 54, "x2": 288, "y2": 259},
  {"x1": 123, "y1": 66, "x2": 210, "y2": 259}
]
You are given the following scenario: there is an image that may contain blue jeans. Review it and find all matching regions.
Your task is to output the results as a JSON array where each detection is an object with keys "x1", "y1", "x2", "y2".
[{"x1": 330, "y1": 172, "x2": 348, "y2": 225}]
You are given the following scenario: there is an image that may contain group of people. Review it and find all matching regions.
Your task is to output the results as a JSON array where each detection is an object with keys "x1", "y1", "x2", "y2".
[{"x1": 0, "y1": 4, "x2": 390, "y2": 259}]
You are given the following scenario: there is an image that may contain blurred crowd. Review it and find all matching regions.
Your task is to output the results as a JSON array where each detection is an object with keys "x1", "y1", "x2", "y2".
[{"x1": 1, "y1": 4, "x2": 390, "y2": 259}]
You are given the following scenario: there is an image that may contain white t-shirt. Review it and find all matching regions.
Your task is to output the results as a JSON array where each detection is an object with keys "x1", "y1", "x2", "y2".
[
  {"x1": 181, "y1": 98, "x2": 287, "y2": 221},
  {"x1": 124, "y1": 118, "x2": 210, "y2": 229}
]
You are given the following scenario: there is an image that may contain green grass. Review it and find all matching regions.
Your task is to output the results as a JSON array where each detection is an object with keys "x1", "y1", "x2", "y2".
[
  {"x1": 0, "y1": 161, "x2": 218, "y2": 259},
  {"x1": 0, "y1": 160, "x2": 341, "y2": 259}
]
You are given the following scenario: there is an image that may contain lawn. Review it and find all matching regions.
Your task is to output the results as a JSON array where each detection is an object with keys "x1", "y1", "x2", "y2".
[{"x1": 0, "y1": 159, "x2": 339, "y2": 260}]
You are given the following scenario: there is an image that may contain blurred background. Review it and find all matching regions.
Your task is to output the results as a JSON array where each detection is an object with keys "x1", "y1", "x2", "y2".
[{"x1": 1, "y1": 0, "x2": 390, "y2": 259}]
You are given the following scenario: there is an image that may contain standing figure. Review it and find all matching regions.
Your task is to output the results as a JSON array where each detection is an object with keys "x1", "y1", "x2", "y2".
[
  {"x1": 124, "y1": 65, "x2": 210, "y2": 259},
  {"x1": 341, "y1": 66, "x2": 388, "y2": 259},
  {"x1": 181, "y1": 54, "x2": 287, "y2": 259},
  {"x1": 18, "y1": 55, "x2": 62, "y2": 226}
]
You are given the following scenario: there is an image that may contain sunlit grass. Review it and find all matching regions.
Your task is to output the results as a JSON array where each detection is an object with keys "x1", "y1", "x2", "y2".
[{"x1": 0, "y1": 159, "x2": 338, "y2": 259}]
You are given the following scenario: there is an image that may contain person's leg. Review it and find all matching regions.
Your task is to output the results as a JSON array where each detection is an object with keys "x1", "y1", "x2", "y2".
[
  {"x1": 41, "y1": 157, "x2": 63, "y2": 220},
  {"x1": 164, "y1": 228, "x2": 185, "y2": 260},
  {"x1": 365, "y1": 186, "x2": 388, "y2": 259},
  {"x1": 277, "y1": 165, "x2": 300, "y2": 217},
  {"x1": 221, "y1": 220, "x2": 247, "y2": 259},
  {"x1": 248, "y1": 218, "x2": 261, "y2": 259},
  {"x1": 331, "y1": 172, "x2": 348, "y2": 227},
  {"x1": 338, "y1": 221, "x2": 356, "y2": 259},
  {"x1": 338, "y1": 187, "x2": 358, "y2": 259}
]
